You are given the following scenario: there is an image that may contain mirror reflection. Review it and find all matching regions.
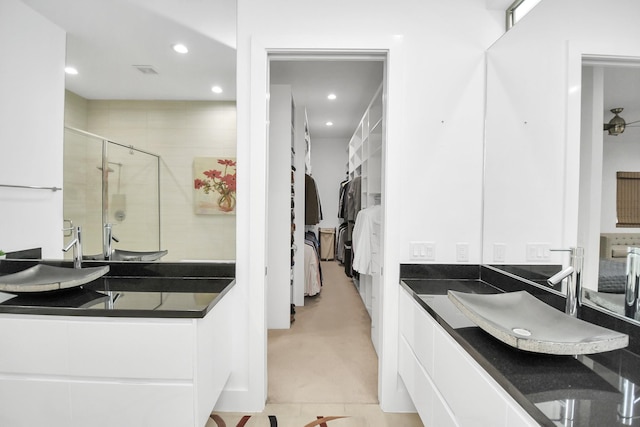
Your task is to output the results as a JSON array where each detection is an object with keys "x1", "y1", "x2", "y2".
[
  {"x1": 63, "y1": 126, "x2": 161, "y2": 259},
  {"x1": 21, "y1": 0, "x2": 237, "y2": 262},
  {"x1": 577, "y1": 62, "x2": 640, "y2": 320}
]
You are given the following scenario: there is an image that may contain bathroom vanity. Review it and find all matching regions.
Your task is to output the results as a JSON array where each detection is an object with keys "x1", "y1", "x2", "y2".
[
  {"x1": 400, "y1": 264, "x2": 640, "y2": 427},
  {"x1": 0, "y1": 260, "x2": 236, "y2": 427}
]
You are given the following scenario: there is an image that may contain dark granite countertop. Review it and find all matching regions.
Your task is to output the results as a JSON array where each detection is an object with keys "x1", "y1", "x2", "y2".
[
  {"x1": 0, "y1": 260, "x2": 235, "y2": 318},
  {"x1": 401, "y1": 276, "x2": 640, "y2": 427}
]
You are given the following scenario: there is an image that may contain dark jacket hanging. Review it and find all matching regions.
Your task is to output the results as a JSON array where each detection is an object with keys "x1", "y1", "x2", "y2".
[{"x1": 305, "y1": 173, "x2": 322, "y2": 225}]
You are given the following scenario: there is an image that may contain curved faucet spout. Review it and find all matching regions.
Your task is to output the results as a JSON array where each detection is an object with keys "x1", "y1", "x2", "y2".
[
  {"x1": 548, "y1": 247, "x2": 584, "y2": 318},
  {"x1": 548, "y1": 266, "x2": 575, "y2": 286},
  {"x1": 62, "y1": 226, "x2": 83, "y2": 269}
]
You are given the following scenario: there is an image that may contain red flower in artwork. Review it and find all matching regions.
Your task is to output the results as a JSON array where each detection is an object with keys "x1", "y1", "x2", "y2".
[
  {"x1": 221, "y1": 174, "x2": 236, "y2": 192},
  {"x1": 194, "y1": 178, "x2": 206, "y2": 189},
  {"x1": 204, "y1": 169, "x2": 222, "y2": 179},
  {"x1": 194, "y1": 159, "x2": 237, "y2": 211}
]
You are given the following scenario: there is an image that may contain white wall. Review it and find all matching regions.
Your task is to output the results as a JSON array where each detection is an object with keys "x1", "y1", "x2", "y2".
[
  {"x1": 483, "y1": 0, "x2": 640, "y2": 267},
  {"x1": 232, "y1": 0, "x2": 504, "y2": 413},
  {"x1": 0, "y1": 0, "x2": 66, "y2": 258},
  {"x1": 312, "y1": 137, "x2": 349, "y2": 231}
]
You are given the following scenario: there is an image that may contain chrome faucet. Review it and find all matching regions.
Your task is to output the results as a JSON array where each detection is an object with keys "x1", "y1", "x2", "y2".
[
  {"x1": 618, "y1": 377, "x2": 639, "y2": 425},
  {"x1": 63, "y1": 225, "x2": 83, "y2": 269},
  {"x1": 625, "y1": 247, "x2": 640, "y2": 320},
  {"x1": 103, "y1": 223, "x2": 119, "y2": 260},
  {"x1": 547, "y1": 247, "x2": 584, "y2": 317}
]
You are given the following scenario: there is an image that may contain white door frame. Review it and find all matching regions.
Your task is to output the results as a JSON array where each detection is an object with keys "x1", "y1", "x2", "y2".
[{"x1": 238, "y1": 35, "x2": 412, "y2": 410}]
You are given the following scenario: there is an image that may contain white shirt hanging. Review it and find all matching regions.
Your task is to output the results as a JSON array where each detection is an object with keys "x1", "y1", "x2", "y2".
[{"x1": 352, "y1": 205, "x2": 382, "y2": 275}]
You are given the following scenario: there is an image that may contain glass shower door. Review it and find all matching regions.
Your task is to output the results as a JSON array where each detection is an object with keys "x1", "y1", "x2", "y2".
[
  {"x1": 63, "y1": 128, "x2": 104, "y2": 258},
  {"x1": 105, "y1": 141, "x2": 160, "y2": 252}
]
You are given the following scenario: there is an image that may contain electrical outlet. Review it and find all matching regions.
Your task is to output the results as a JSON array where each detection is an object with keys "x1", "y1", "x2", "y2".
[
  {"x1": 493, "y1": 243, "x2": 506, "y2": 262},
  {"x1": 456, "y1": 243, "x2": 469, "y2": 262}
]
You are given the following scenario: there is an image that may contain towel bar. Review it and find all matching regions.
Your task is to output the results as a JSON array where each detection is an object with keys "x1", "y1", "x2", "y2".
[{"x1": 0, "y1": 184, "x2": 62, "y2": 192}]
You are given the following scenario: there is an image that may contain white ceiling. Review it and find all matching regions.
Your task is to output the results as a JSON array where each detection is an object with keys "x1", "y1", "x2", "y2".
[
  {"x1": 22, "y1": 0, "x2": 236, "y2": 101},
  {"x1": 270, "y1": 60, "x2": 384, "y2": 139},
  {"x1": 20, "y1": 0, "x2": 384, "y2": 140}
]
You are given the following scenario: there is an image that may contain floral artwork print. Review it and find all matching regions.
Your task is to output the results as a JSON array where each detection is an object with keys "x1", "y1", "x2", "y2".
[{"x1": 193, "y1": 157, "x2": 237, "y2": 214}]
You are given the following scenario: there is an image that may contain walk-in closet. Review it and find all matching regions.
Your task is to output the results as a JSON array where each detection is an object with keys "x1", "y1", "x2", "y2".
[{"x1": 265, "y1": 55, "x2": 386, "y2": 403}]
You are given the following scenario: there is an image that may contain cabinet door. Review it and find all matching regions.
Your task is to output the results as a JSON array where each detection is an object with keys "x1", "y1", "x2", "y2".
[
  {"x1": 399, "y1": 289, "x2": 457, "y2": 427},
  {"x1": 0, "y1": 379, "x2": 72, "y2": 427},
  {"x1": 433, "y1": 325, "x2": 508, "y2": 427},
  {"x1": 399, "y1": 335, "x2": 433, "y2": 426},
  {"x1": 399, "y1": 288, "x2": 435, "y2": 374},
  {"x1": 70, "y1": 381, "x2": 193, "y2": 427},
  {"x1": 67, "y1": 318, "x2": 194, "y2": 380},
  {"x1": 0, "y1": 315, "x2": 69, "y2": 376}
]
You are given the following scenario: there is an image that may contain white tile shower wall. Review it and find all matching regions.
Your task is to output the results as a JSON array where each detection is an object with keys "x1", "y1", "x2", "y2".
[{"x1": 65, "y1": 95, "x2": 237, "y2": 261}]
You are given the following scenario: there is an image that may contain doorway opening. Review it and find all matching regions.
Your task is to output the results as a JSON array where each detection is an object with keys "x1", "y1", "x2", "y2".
[{"x1": 265, "y1": 52, "x2": 387, "y2": 403}]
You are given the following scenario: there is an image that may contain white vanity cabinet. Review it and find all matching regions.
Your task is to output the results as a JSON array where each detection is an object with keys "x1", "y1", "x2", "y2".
[
  {"x1": 0, "y1": 283, "x2": 237, "y2": 427},
  {"x1": 398, "y1": 286, "x2": 539, "y2": 427}
]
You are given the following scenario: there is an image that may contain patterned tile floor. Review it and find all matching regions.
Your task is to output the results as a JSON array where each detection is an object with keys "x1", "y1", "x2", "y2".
[{"x1": 210, "y1": 403, "x2": 424, "y2": 427}]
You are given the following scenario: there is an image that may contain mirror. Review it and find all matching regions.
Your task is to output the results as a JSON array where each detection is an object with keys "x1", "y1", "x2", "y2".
[
  {"x1": 21, "y1": 0, "x2": 237, "y2": 262},
  {"x1": 577, "y1": 62, "x2": 640, "y2": 319},
  {"x1": 482, "y1": 1, "x2": 640, "y2": 324}
]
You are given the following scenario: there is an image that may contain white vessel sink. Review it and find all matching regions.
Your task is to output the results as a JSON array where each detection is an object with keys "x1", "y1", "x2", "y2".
[
  {"x1": 0, "y1": 264, "x2": 109, "y2": 293},
  {"x1": 448, "y1": 290, "x2": 629, "y2": 355}
]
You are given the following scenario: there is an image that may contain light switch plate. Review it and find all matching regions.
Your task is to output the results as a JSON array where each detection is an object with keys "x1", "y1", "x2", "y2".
[
  {"x1": 410, "y1": 241, "x2": 436, "y2": 261},
  {"x1": 525, "y1": 243, "x2": 550, "y2": 261}
]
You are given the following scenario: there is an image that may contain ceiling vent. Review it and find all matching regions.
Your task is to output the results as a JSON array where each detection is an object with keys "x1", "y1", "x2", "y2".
[{"x1": 133, "y1": 65, "x2": 158, "y2": 75}]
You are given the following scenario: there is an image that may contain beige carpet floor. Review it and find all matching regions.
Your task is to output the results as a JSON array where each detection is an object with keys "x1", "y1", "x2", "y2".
[{"x1": 267, "y1": 261, "x2": 378, "y2": 404}]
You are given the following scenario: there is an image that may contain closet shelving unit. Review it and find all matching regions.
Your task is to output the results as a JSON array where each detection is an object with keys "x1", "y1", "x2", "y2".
[
  {"x1": 292, "y1": 107, "x2": 308, "y2": 307},
  {"x1": 267, "y1": 84, "x2": 306, "y2": 328},
  {"x1": 348, "y1": 82, "x2": 383, "y2": 353},
  {"x1": 290, "y1": 99, "x2": 296, "y2": 323}
]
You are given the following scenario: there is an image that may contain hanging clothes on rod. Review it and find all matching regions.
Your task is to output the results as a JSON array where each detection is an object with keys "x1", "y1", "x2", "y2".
[
  {"x1": 352, "y1": 204, "x2": 382, "y2": 275},
  {"x1": 346, "y1": 176, "x2": 361, "y2": 222},
  {"x1": 336, "y1": 222, "x2": 348, "y2": 263},
  {"x1": 304, "y1": 230, "x2": 323, "y2": 296},
  {"x1": 305, "y1": 173, "x2": 323, "y2": 225},
  {"x1": 338, "y1": 178, "x2": 349, "y2": 219}
]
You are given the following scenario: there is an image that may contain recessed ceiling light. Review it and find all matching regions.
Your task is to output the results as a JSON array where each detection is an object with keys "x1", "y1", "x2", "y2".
[
  {"x1": 326, "y1": 121, "x2": 334, "y2": 126},
  {"x1": 327, "y1": 93, "x2": 336, "y2": 100},
  {"x1": 211, "y1": 86, "x2": 223, "y2": 94},
  {"x1": 65, "y1": 66, "x2": 78, "y2": 75},
  {"x1": 172, "y1": 44, "x2": 189, "y2": 54}
]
